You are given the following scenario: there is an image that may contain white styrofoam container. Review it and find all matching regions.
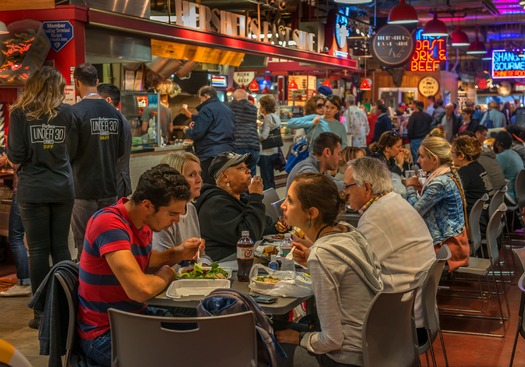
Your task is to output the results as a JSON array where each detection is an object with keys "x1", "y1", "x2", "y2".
[{"x1": 166, "y1": 279, "x2": 231, "y2": 299}]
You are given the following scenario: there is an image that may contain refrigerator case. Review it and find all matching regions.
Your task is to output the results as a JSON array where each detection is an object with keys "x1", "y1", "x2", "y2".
[{"x1": 121, "y1": 92, "x2": 161, "y2": 151}]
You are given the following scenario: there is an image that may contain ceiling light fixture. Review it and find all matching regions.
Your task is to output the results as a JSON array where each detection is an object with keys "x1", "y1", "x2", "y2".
[
  {"x1": 360, "y1": 57, "x2": 371, "y2": 91},
  {"x1": 451, "y1": 26, "x2": 470, "y2": 47},
  {"x1": 387, "y1": 0, "x2": 419, "y2": 25},
  {"x1": 249, "y1": 79, "x2": 259, "y2": 92},
  {"x1": 466, "y1": 28, "x2": 487, "y2": 55},
  {"x1": 423, "y1": 14, "x2": 449, "y2": 37}
]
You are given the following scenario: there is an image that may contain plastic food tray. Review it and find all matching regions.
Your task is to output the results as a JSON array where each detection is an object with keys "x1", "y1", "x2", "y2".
[{"x1": 166, "y1": 279, "x2": 231, "y2": 299}]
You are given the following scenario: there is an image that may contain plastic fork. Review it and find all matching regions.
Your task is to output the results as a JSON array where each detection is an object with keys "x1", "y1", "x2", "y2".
[{"x1": 285, "y1": 246, "x2": 295, "y2": 261}]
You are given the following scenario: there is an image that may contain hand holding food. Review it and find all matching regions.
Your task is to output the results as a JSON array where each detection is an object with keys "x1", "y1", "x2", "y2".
[
  {"x1": 248, "y1": 175, "x2": 264, "y2": 195},
  {"x1": 176, "y1": 237, "x2": 205, "y2": 261}
]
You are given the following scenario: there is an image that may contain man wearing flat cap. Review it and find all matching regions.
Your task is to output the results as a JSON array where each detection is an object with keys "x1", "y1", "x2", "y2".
[{"x1": 194, "y1": 152, "x2": 276, "y2": 261}]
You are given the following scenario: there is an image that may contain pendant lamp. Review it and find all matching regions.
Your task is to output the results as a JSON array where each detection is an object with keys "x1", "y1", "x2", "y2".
[
  {"x1": 323, "y1": 78, "x2": 332, "y2": 88},
  {"x1": 466, "y1": 28, "x2": 486, "y2": 55},
  {"x1": 289, "y1": 78, "x2": 298, "y2": 90},
  {"x1": 451, "y1": 26, "x2": 469, "y2": 47},
  {"x1": 360, "y1": 58, "x2": 371, "y2": 91},
  {"x1": 423, "y1": 14, "x2": 448, "y2": 37},
  {"x1": 388, "y1": 0, "x2": 418, "y2": 25},
  {"x1": 360, "y1": 79, "x2": 371, "y2": 91},
  {"x1": 249, "y1": 79, "x2": 259, "y2": 92}
]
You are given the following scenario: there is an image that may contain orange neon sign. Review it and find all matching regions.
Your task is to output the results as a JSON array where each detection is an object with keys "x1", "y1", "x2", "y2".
[{"x1": 410, "y1": 30, "x2": 447, "y2": 72}]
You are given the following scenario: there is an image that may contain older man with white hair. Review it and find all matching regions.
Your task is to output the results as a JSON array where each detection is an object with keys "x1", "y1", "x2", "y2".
[{"x1": 344, "y1": 156, "x2": 436, "y2": 343}]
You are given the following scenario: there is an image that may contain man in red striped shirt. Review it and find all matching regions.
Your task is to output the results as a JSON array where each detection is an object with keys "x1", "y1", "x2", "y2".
[{"x1": 77, "y1": 164, "x2": 204, "y2": 367}]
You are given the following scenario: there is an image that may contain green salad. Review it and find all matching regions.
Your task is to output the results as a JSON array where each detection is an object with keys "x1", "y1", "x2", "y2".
[{"x1": 178, "y1": 262, "x2": 229, "y2": 279}]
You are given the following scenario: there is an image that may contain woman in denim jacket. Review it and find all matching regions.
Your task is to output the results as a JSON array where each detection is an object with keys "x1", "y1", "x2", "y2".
[{"x1": 405, "y1": 136, "x2": 470, "y2": 271}]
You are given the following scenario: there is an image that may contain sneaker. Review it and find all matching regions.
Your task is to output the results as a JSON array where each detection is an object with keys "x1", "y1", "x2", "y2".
[{"x1": 0, "y1": 284, "x2": 32, "y2": 297}]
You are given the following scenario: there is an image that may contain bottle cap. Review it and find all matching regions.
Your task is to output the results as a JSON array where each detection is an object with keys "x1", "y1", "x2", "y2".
[
  {"x1": 284, "y1": 233, "x2": 291, "y2": 239},
  {"x1": 270, "y1": 255, "x2": 277, "y2": 262},
  {"x1": 241, "y1": 230, "x2": 250, "y2": 236}
]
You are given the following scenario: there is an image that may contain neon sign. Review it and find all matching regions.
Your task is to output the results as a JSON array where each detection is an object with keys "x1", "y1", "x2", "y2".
[
  {"x1": 409, "y1": 29, "x2": 446, "y2": 72},
  {"x1": 492, "y1": 50, "x2": 525, "y2": 79}
]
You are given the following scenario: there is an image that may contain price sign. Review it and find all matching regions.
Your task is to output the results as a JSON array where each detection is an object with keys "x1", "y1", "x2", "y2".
[{"x1": 233, "y1": 72, "x2": 255, "y2": 86}]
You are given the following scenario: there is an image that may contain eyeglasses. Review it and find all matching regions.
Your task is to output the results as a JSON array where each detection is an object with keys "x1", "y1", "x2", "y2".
[
  {"x1": 317, "y1": 104, "x2": 325, "y2": 109},
  {"x1": 344, "y1": 183, "x2": 358, "y2": 189}
]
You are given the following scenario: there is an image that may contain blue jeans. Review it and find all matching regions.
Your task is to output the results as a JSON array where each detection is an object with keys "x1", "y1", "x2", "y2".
[
  {"x1": 18, "y1": 200, "x2": 74, "y2": 295},
  {"x1": 258, "y1": 155, "x2": 276, "y2": 190},
  {"x1": 80, "y1": 307, "x2": 173, "y2": 367},
  {"x1": 410, "y1": 138, "x2": 423, "y2": 165},
  {"x1": 71, "y1": 197, "x2": 117, "y2": 260},
  {"x1": 8, "y1": 194, "x2": 29, "y2": 285},
  {"x1": 235, "y1": 148, "x2": 260, "y2": 177}
]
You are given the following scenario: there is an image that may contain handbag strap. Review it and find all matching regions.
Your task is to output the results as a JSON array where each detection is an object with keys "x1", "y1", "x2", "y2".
[
  {"x1": 445, "y1": 172, "x2": 470, "y2": 239},
  {"x1": 305, "y1": 120, "x2": 319, "y2": 142}
]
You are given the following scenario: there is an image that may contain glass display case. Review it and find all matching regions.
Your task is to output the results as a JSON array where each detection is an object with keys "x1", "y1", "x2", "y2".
[{"x1": 120, "y1": 91, "x2": 161, "y2": 151}]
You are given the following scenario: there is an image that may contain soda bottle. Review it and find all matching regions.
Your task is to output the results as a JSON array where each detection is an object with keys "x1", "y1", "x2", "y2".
[{"x1": 237, "y1": 230, "x2": 254, "y2": 282}]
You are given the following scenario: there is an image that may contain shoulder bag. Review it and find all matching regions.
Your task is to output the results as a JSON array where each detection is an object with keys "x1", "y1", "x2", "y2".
[
  {"x1": 261, "y1": 115, "x2": 284, "y2": 150},
  {"x1": 285, "y1": 123, "x2": 318, "y2": 173}
]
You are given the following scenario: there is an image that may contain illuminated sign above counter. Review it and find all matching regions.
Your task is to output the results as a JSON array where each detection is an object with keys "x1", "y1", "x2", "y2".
[
  {"x1": 172, "y1": 0, "x2": 316, "y2": 52},
  {"x1": 410, "y1": 29, "x2": 446, "y2": 72},
  {"x1": 492, "y1": 50, "x2": 525, "y2": 79}
]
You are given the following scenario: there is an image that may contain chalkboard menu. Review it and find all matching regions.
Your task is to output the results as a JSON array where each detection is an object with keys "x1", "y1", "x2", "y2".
[{"x1": 371, "y1": 25, "x2": 415, "y2": 68}]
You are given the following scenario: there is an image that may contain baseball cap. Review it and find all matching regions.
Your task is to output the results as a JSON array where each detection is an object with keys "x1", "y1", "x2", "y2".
[
  {"x1": 209, "y1": 152, "x2": 252, "y2": 179},
  {"x1": 398, "y1": 102, "x2": 407, "y2": 109},
  {"x1": 317, "y1": 85, "x2": 333, "y2": 96}
]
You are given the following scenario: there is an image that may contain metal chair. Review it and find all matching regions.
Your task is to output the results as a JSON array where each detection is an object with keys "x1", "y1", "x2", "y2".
[
  {"x1": 262, "y1": 188, "x2": 280, "y2": 221},
  {"x1": 509, "y1": 248, "x2": 525, "y2": 367},
  {"x1": 109, "y1": 308, "x2": 257, "y2": 367},
  {"x1": 362, "y1": 281, "x2": 423, "y2": 367},
  {"x1": 489, "y1": 186, "x2": 507, "y2": 219},
  {"x1": 55, "y1": 270, "x2": 78, "y2": 367},
  {"x1": 443, "y1": 204, "x2": 510, "y2": 337},
  {"x1": 418, "y1": 245, "x2": 451, "y2": 367},
  {"x1": 469, "y1": 193, "x2": 490, "y2": 257}
]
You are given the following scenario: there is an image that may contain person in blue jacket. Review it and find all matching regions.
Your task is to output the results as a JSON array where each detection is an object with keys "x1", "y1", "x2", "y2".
[
  {"x1": 184, "y1": 86, "x2": 236, "y2": 184},
  {"x1": 372, "y1": 104, "x2": 393, "y2": 143}
]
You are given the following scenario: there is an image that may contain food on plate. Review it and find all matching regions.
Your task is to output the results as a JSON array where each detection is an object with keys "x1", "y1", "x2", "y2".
[
  {"x1": 178, "y1": 262, "x2": 228, "y2": 279},
  {"x1": 265, "y1": 234, "x2": 285, "y2": 242},
  {"x1": 262, "y1": 245, "x2": 279, "y2": 257},
  {"x1": 255, "y1": 276, "x2": 280, "y2": 284}
]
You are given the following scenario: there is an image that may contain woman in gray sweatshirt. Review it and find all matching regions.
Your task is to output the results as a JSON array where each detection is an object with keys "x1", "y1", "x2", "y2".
[{"x1": 276, "y1": 173, "x2": 383, "y2": 367}]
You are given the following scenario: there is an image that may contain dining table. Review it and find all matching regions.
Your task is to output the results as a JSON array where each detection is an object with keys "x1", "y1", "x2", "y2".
[{"x1": 147, "y1": 270, "x2": 312, "y2": 316}]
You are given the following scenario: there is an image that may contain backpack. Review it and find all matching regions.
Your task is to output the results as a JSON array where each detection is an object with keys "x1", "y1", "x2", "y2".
[{"x1": 196, "y1": 289, "x2": 286, "y2": 367}]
